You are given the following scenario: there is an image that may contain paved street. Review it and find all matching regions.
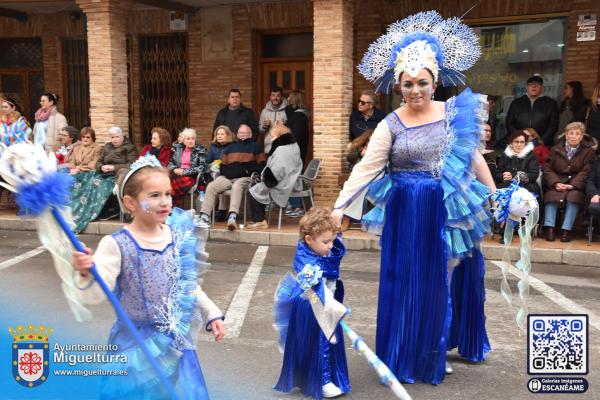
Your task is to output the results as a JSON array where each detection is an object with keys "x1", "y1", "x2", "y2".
[{"x1": 1, "y1": 229, "x2": 598, "y2": 400}]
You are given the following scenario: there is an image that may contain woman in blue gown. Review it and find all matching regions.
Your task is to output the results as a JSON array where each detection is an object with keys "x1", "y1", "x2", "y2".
[{"x1": 332, "y1": 11, "x2": 497, "y2": 385}]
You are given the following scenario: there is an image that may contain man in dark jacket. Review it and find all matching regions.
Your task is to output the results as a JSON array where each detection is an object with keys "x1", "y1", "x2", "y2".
[
  {"x1": 349, "y1": 90, "x2": 386, "y2": 140},
  {"x1": 505, "y1": 75, "x2": 559, "y2": 147},
  {"x1": 198, "y1": 124, "x2": 266, "y2": 230},
  {"x1": 213, "y1": 89, "x2": 259, "y2": 140}
]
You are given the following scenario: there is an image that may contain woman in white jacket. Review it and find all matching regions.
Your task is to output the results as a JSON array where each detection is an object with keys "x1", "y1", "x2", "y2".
[{"x1": 247, "y1": 123, "x2": 303, "y2": 229}]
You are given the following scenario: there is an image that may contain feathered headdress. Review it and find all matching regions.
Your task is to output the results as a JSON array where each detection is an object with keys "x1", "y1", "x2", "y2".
[{"x1": 358, "y1": 11, "x2": 481, "y2": 93}]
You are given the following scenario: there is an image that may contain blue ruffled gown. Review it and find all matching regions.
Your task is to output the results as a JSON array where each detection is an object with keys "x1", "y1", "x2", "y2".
[
  {"x1": 273, "y1": 237, "x2": 351, "y2": 399},
  {"x1": 99, "y1": 209, "x2": 211, "y2": 400},
  {"x1": 362, "y1": 89, "x2": 492, "y2": 384}
]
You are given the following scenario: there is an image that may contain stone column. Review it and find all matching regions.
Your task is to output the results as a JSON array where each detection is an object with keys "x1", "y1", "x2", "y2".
[
  {"x1": 76, "y1": 0, "x2": 129, "y2": 142},
  {"x1": 312, "y1": 0, "x2": 354, "y2": 205}
]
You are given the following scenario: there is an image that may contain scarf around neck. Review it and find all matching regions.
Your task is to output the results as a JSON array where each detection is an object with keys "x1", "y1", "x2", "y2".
[
  {"x1": 35, "y1": 106, "x2": 55, "y2": 123},
  {"x1": 565, "y1": 142, "x2": 579, "y2": 160}
]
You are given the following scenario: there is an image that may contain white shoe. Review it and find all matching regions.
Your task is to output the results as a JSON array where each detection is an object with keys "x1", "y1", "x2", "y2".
[
  {"x1": 445, "y1": 361, "x2": 454, "y2": 374},
  {"x1": 322, "y1": 382, "x2": 342, "y2": 398}
]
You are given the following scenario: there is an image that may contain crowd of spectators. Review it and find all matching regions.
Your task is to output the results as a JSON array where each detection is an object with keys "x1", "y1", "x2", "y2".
[
  {"x1": 484, "y1": 76, "x2": 600, "y2": 243},
  {"x1": 3, "y1": 78, "x2": 600, "y2": 241},
  {"x1": 0, "y1": 88, "x2": 312, "y2": 232}
]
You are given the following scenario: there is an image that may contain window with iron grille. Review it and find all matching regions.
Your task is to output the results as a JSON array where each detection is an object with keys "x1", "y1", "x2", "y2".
[
  {"x1": 139, "y1": 33, "x2": 188, "y2": 144},
  {"x1": 63, "y1": 38, "x2": 91, "y2": 129}
]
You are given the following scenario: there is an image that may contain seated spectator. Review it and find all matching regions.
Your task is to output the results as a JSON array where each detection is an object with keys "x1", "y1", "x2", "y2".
[
  {"x1": 198, "y1": 124, "x2": 266, "y2": 230},
  {"x1": 213, "y1": 89, "x2": 259, "y2": 140},
  {"x1": 523, "y1": 128, "x2": 550, "y2": 167},
  {"x1": 543, "y1": 122, "x2": 596, "y2": 242},
  {"x1": 168, "y1": 128, "x2": 207, "y2": 207},
  {"x1": 247, "y1": 124, "x2": 302, "y2": 229},
  {"x1": 346, "y1": 129, "x2": 373, "y2": 172},
  {"x1": 65, "y1": 127, "x2": 102, "y2": 175},
  {"x1": 140, "y1": 127, "x2": 173, "y2": 167},
  {"x1": 259, "y1": 86, "x2": 288, "y2": 154},
  {"x1": 207, "y1": 125, "x2": 235, "y2": 221},
  {"x1": 96, "y1": 126, "x2": 139, "y2": 176},
  {"x1": 71, "y1": 126, "x2": 136, "y2": 232},
  {"x1": 207, "y1": 125, "x2": 235, "y2": 171},
  {"x1": 495, "y1": 131, "x2": 541, "y2": 195},
  {"x1": 586, "y1": 157, "x2": 600, "y2": 222},
  {"x1": 55, "y1": 126, "x2": 80, "y2": 166},
  {"x1": 349, "y1": 90, "x2": 385, "y2": 141},
  {"x1": 95, "y1": 126, "x2": 139, "y2": 221}
]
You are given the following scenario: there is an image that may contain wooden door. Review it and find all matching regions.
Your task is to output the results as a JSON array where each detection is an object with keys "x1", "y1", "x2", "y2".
[
  {"x1": 261, "y1": 61, "x2": 312, "y2": 109},
  {"x1": 0, "y1": 70, "x2": 44, "y2": 123},
  {"x1": 260, "y1": 61, "x2": 313, "y2": 161}
]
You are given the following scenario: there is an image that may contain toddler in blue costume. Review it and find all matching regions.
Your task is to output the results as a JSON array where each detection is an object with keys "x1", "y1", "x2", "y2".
[
  {"x1": 273, "y1": 206, "x2": 350, "y2": 399},
  {"x1": 72, "y1": 155, "x2": 225, "y2": 399}
]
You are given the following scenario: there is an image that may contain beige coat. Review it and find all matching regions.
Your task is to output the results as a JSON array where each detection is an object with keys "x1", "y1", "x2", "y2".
[
  {"x1": 66, "y1": 142, "x2": 103, "y2": 172},
  {"x1": 33, "y1": 108, "x2": 68, "y2": 151}
]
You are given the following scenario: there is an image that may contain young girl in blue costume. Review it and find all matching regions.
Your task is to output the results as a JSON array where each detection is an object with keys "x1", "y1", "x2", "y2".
[
  {"x1": 333, "y1": 11, "x2": 497, "y2": 385},
  {"x1": 72, "y1": 154, "x2": 225, "y2": 399},
  {"x1": 273, "y1": 206, "x2": 350, "y2": 399}
]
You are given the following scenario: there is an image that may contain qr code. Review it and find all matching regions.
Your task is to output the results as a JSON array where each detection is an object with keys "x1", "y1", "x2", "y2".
[{"x1": 528, "y1": 314, "x2": 588, "y2": 374}]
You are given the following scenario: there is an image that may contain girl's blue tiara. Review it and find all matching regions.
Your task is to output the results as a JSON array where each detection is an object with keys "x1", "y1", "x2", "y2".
[{"x1": 119, "y1": 154, "x2": 162, "y2": 199}]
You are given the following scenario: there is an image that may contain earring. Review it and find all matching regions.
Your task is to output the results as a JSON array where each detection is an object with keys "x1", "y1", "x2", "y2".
[{"x1": 399, "y1": 96, "x2": 406, "y2": 107}]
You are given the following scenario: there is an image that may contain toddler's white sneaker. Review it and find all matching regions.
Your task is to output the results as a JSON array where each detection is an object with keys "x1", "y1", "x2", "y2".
[{"x1": 322, "y1": 382, "x2": 342, "y2": 398}]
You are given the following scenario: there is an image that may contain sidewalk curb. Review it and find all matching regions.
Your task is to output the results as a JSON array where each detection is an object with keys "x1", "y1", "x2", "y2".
[{"x1": 1, "y1": 216, "x2": 598, "y2": 267}]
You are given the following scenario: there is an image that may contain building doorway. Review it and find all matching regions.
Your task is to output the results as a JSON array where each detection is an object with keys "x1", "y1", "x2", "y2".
[{"x1": 258, "y1": 31, "x2": 313, "y2": 161}]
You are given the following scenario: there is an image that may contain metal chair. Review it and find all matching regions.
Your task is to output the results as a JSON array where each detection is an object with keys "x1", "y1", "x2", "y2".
[
  {"x1": 586, "y1": 203, "x2": 600, "y2": 245},
  {"x1": 267, "y1": 159, "x2": 321, "y2": 230},
  {"x1": 186, "y1": 174, "x2": 205, "y2": 212}
]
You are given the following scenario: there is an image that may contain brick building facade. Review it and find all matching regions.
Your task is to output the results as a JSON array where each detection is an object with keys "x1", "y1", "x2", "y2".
[{"x1": 1, "y1": 0, "x2": 599, "y2": 205}]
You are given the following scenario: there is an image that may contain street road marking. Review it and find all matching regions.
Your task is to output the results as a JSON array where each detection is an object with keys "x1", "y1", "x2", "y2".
[
  {"x1": 225, "y1": 245, "x2": 269, "y2": 338},
  {"x1": 492, "y1": 261, "x2": 600, "y2": 332},
  {"x1": 0, "y1": 246, "x2": 46, "y2": 271}
]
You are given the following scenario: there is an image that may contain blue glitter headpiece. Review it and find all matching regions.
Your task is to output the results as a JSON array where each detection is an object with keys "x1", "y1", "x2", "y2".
[{"x1": 358, "y1": 11, "x2": 481, "y2": 93}]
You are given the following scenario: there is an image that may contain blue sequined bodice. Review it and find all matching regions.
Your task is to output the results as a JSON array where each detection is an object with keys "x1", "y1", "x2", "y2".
[
  {"x1": 386, "y1": 112, "x2": 452, "y2": 178},
  {"x1": 112, "y1": 229, "x2": 178, "y2": 323}
]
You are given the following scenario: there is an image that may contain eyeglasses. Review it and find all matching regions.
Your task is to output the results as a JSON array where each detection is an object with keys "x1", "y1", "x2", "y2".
[{"x1": 358, "y1": 100, "x2": 372, "y2": 106}]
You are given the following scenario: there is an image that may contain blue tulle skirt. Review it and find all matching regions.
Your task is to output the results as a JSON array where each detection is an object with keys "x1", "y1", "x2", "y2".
[
  {"x1": 100, "y1": 321, "x2": 210, "y2": 400},
  {"x1": 274, "y1": 281, "x2": 350, "y2": 399},
  {"x1": 376, "y1": 171, "x2": 452, "y2": 385}
]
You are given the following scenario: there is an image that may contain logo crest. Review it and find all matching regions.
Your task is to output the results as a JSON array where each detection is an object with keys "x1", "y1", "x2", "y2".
[{"x1": 9, "y1": 324, "x2": 52, "y2": 388}]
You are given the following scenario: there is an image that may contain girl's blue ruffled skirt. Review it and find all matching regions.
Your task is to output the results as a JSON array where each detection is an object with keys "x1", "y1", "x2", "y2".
[
  {"x1": 273, "y1": 278, "x2": 350, "y2": 399},
  {"x1": 376, "y1": 171, "x2": 489, "y2": 385},
  {"x1": 99, "y1": 321, "x2": 210, "y2": 400}
]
